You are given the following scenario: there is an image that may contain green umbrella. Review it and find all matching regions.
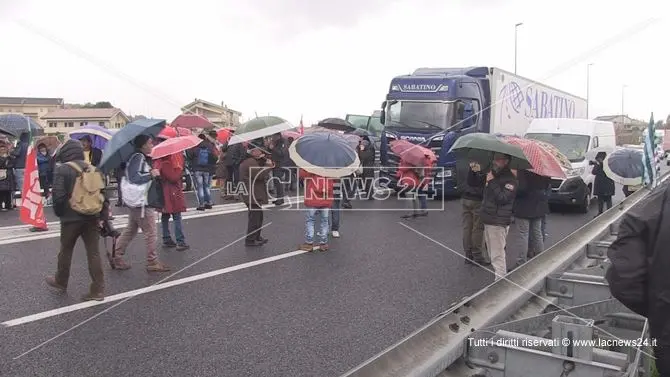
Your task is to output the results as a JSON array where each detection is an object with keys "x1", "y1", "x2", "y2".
[
  {"x1": 228, "y1": 116, "x2": 294, "y2": 145},
  {"x1": 449, "y1": 132, "x2": 532, "y2": 170}
]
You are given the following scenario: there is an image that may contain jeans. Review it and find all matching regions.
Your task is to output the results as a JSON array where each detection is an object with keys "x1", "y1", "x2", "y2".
[
  {"x1": 161, "y1": 213, "x2": 185, "y2": 245},
  {"x1": 271, "y1": 167, "x2": 286, "y2": 199},
  {"x1": 515, "y1": 217, "x2": 545, "y2": 267},
  {"x1": 331, "y1": 199, "x2": 341, "y2": 231},
  {"x1": 194, "y1": 171, "x2": 212, "y2": 206},
  {"x1": 14, "y1": 168, "x2": 24, "y2": 192},
  {"x1": 305, "y1": 207, "x2": 330, "y2": 244}
]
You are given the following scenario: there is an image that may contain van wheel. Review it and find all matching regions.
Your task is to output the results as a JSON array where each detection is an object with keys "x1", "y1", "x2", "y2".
[{"x1": 578, "y1": 191, "x2": 590, "y2": 213}]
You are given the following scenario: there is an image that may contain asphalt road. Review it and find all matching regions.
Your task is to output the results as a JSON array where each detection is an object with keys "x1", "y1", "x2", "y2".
[{"x1": 0, "y1": 183, "x2": 632, "y2": 377}]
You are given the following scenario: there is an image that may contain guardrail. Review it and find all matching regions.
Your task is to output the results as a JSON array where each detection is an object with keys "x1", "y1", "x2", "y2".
[{"x1": 341, "y1": 173, "x2": 668, "y2": 377}]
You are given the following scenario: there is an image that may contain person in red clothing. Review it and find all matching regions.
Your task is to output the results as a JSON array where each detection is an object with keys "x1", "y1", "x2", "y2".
[
  {"x1": 154, "y1": 153, "x2": 189, "y2": 251},
  {"x1": 397, "y1": 156, "x2": 433, "y2": 219},
  {"x1": 299, "y1": 170, "x2": 335, "y2": 251}
]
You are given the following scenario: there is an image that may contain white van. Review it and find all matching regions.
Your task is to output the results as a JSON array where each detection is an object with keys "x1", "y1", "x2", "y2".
[{"x1": 524, "y1": 118, "x2": 616, "y2": 212}]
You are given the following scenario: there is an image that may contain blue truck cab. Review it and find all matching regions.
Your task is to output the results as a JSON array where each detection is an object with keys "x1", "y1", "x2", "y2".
[{"x1": 378, "y1": 67, "x2": 493, "y2": 196}]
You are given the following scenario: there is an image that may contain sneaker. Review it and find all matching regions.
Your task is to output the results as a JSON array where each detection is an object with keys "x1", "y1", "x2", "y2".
[
  {"x1": 176, "y1": 244, "x2": 190, "y2": 251},
  {"x1": 146, "y1": 261, "x2": 171, "y2": 272},
  {"x1": 331, "y1": 230, "x2": 340, "y2": 238},
  {"x1": 196, "y1": 207, "x2": 205, "y2": 211},
  {"x1": 245, "y1": 240, "x2": 264, "y2": 247},
  {"x1": 300, "y1": 243, "x2": 314, "y2": 251},
  {"x1": 82, "y1": 292, "x2": 104, "y2": 301},
  {"x1": 318, "y1": 244, "x2": 329, "y2": 252},
  {"x1": 163, "y1": 240, "x2": 177, "y2": 248},
  {"x1": 45, "y1": 276, "x2": 66, "y2": 293},
  {"x1": 204, "y1": 204, "x2": 213, "y2": 209},
  {"x1": 273, "y1": 199, "x2": 285, "y2": 206}
]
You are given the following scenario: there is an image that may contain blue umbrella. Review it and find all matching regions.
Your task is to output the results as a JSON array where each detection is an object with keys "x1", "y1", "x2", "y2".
[
  {"x1": 68, "y1": 124, "x2": 114, "y2": 150},
  {"x1": 604, "y1": 148, "x2": 644, "y2": 186},
  {"x1": 288, "y1": 132, "x2": 360, "y2": 178},
  {"x1": 99, "y1": 119, "x2": 166, "y2": 173},
  {"x1": 0, "y1": 114, "x2": 44, "y2": 137}
]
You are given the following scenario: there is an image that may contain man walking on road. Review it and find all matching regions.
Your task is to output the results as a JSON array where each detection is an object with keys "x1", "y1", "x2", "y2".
[
  {"x1": 45, "y1": 139, "x2": 106, "y2": 301},
  {"x1": 460, "y1": 161, "x2": 487, "y2": 265},
  {"x1": 606, "y1": 182, "x2": 670, "y2": 377},
  {"x1": 480, "y1": 153, "x2": 517, "y2": 280},
  {"x1": 239, "y1": 139, "x2": 272, "y2": 247}
]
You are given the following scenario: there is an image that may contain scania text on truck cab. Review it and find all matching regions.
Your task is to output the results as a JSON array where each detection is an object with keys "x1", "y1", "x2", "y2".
[{"x1": 378, "y1": 66, "x2": 587, "y2": 196}]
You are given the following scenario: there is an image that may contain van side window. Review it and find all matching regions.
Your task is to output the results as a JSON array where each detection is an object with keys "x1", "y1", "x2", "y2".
[{"x1": 592, "y1": 136, "x2": 599, "y2": 149}]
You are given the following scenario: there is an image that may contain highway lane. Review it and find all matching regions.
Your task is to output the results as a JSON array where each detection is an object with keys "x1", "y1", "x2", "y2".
[{"x1": 0, "y1": 189, "x2": 627, "y2": 377}]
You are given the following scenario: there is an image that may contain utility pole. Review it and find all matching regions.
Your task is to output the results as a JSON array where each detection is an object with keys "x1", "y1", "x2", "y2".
[{"x1": 514, "y1": 22, "x2": 523, "y2": 74}]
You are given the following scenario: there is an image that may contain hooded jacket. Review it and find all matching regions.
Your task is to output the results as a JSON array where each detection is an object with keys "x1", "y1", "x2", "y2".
[
  {"x1": 52, "y1": 139, "x2": 106, "y2": 223},
  {"x1": 10, "y1": 133, "x2": 29, "y2": 169}
]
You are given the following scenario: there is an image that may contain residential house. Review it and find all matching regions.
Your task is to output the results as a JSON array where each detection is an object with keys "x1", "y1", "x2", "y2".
[
  {"x1": 41, "y1": 108, "x2": 130, "y2": 135},
  {"x1": 595, "y1": 115, "x2": 646, "y2": 145},
  {"x1": 181, "y1": 98, "x2": 241, "y2": 129},
  {"x1": 0, "y1": 97, "x2": 64, "y2": 127}
]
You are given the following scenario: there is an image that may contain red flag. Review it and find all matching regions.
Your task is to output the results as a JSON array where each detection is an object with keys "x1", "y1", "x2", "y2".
[
  {"x1": 20, "y1": 146, "x2": 47, "y2": 228},
  {"x1": 299, "y1": 115, "x2": 304, "y2": 135}
]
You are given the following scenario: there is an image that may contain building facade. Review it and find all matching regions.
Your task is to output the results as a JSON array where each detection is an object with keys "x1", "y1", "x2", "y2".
[
  {"x1": 595, "y1": 115, "x2": 646, "y2": 145},
  {"x1": 42, "y1": 108, "x2": 130, "y2": 135},
  {"x1": 0, "y1": 97, "x2": 64, "y2": 127},
  {"x1": 181, "y1": 98, "x2": 241, "y2": 129}
]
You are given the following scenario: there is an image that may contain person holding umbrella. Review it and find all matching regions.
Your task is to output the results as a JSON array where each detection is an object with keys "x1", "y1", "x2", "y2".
[
  {"x1": 239, "y1": 138, "x2": 273, "y2": 247},
  {"x1": 111, "y1": 135, "x2": 170, "y2": 272},
  {"x1": 590, "y1": 152, "x2": 615, "y2": 216},
  {"x1": 79, "y1": 135, "x2": 103, "y2": 167}
]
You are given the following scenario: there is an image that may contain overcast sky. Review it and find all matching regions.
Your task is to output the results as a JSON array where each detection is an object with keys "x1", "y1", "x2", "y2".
[{"x1": 1, "y1": 0, "x2": 667, "y2": 125}]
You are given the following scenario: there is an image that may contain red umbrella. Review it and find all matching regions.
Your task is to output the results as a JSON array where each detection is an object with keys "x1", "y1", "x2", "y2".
[
  {"x1": 390, "y1": 139, "x2": 436, "y2": 167},
  {"x1": 503, "y1": 136, "x2": 566, "y2": 178},
  {"x1": 282, "y1": 130, "x2": 301, "y2": 140},
  {"x1": 158, "y1": 126, "x2": 191, "y2": 139},
  {"x1": 216, "y1": 128, "x2": 232, "y2": 143},
  {"x1": 151, "y1": 135, "x2": 202, "y2": 159},
  {"x1": 172, "y1": 114, "x2": 214, "y2": 129}
]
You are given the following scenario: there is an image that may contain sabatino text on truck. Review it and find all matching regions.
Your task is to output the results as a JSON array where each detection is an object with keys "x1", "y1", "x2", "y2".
[{"x1": 378, "y1": 66, "x2": 587, "y2": 196}]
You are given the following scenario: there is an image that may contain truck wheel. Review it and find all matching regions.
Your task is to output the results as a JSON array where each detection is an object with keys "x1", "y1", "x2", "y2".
[{"x1": 578, "y1": 192, "x2": 590, "y2": 213}]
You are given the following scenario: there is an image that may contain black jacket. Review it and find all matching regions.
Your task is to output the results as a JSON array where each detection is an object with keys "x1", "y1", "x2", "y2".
[
  {"x1": 606, "y1": 183, "x2": 670, "y2": 346},
  {"x1": 592, "y1": 161, "x2": 615, "y2": 196},
  {"x1": 187, "y1": 142, "x2": 217, "y2": 172},
  {"x1": 480, "y1": 167, "x2": 518, "y2": 226},
  {"x1": 513, "y1": 170, "x2": 550, "y2": 219},
  {"x1": 224, "y1": 143, "x2": 246, "y2": 167},
  {"x1": 458, "y1": 161, "x2": 486, "y2": 201},
  {"x1": 358, "y1": 141, "x2": 375, "y2": 177},
  {"x1": 52, "y1": 140, "x2": 106, "y2": 223},
  {"x1": 270, "y1": 138, "x2": 289, "y2": 168},
  {"x1": 84, "y1": 147, "x2": 103, "y2": 167},
  {"x1": 10, "y1": 135, "x2": 29, "y2": 169}
]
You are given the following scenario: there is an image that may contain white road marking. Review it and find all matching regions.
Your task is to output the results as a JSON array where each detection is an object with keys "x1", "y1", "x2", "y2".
[
  {"x1": 0, "y1": 196, "x2": 304, "y2": 246},
  {"x1": 2, "y1": 249, "x2": 308, "y2": 327}
]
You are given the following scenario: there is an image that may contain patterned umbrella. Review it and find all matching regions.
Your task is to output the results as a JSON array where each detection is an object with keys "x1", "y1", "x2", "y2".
[
  {"x1": 531, "y1": 140, "x2": 572, "y2": 171},
  {"x1": 503, "y1": 136, "x2": 567, "y2": 178},
  {"x1": 0, "y1": 114, "x2": 43, "y2": 137},
  {"x1": 390, "y1": 139, "x2": 436, "y2": 167}
]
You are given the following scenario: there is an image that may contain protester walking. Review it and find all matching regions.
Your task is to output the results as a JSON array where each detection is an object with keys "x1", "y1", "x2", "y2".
[
  {"x1": 397, "y1": 157, "x2": 429, "y2": 219},
  {"x1": 512, "y1": 170, "x2": 550, "y2": 269},
  {"x1": 300, "y1": 170, "x2": 335, "y2": 252},
  {"x1": 45, "y1": 139, "x2": 106, "y2": 301},
  {"x1": 239, "y1": 139, "x2": 272, "y2": 247},
  {"x1": 460, "y1": 161, "x2": 487, "y2": 265},
  {"x1": 480, "y1": 153, "x2": 518, "y2": 280},
  {"x1": 357, "y1": 137, "x2": 376, "y2": 199},
  {"x1": 187, "y1": 135, "x2": 217, "y2": 210},
  {"x1": 591, "y1": 152, "x2": 615, "y2": 216},
  {"x1": 606, "y1": 182, "x2": 670, "y2": 377},
  {"x1": 155, "y1": 152, "x2": 189, "y2": 251},
  {"x1": 0, "y1": 143, "x2": 14, "y2": 210},
  {"x1": 112, "y1": 135, "x2": 170, "y2": 272},
  {"x1": 36, "y1": 143, "x2": 53, "y2": 200}
]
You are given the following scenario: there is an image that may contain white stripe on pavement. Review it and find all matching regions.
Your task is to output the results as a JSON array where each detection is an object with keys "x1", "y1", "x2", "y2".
[
  {"x1": 2, "y1": 249, "x2": 308, "y2": 327},
  {"x1": 0, "y1": 196, "x2": 305, "y2": 246}
]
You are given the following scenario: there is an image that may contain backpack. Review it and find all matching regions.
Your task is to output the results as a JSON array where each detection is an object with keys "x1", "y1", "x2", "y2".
[
  {"x1": 66, "y1": 162, "x2": 105, "y2": 215},
  {"x1": 197, "y1": 147, "x2": 210, "y2": 166}
]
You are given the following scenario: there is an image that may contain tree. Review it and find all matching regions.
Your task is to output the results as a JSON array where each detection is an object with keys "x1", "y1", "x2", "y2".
[
  {"x1": 66, "y1": 101, "x2": 114, "y2": 109},
  {"x1": 655, "y1": 120, "x2": 664, "y2": 129}
]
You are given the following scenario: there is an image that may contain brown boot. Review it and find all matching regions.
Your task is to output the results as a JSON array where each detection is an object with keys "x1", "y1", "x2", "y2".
[
  {"x1": 300, "y1": 243, "x2": 314, "y2": 251},
  {"x1": 82, "y1": 292, "x2": 104, "y2": 301},
  {"x1": 45, "y1": 276, "x2": 66, "y2": 293},
  {"x1": 146, "y1": 260, "x2": 171, "y2": 272}
]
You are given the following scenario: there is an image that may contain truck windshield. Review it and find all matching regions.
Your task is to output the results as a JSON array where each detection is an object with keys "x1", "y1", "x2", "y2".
[
  {"x1": 525, "y1": 133, "x2": 590, "y2": 163},
  {"x1": 386, "y1": 101, "x2": 455, "y2": 130}
]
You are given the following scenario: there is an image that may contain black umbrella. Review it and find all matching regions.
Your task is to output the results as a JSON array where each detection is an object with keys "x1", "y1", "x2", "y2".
[
  {"x1": 0, "y1": 114, "x2": 44, "y2": 137},
  {"x1": 317, "y1": 118, "x2": 356, "y2": 132}
]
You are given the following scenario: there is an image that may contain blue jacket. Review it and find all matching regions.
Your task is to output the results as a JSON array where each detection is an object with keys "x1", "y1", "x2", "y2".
[
  {"x1": 37, "y1": 152, "x2": 52, "y2": 181},
  {"x1": 126, "y1": 152, "x2": 152, "y2": 185}
]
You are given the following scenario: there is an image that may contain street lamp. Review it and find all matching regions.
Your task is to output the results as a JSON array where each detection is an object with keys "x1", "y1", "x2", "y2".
[
  {"x1": 586, "y1": 63, "x2": 594, "y2": 119},
  {"x1": 621, "y1": 85, "x2": 628, "y2": 120},
  {"x1": 514, "y1": 22, "x2": 523, "y2": 74}
]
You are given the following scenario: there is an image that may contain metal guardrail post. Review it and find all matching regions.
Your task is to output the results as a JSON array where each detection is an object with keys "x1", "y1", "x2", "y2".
[{"x1": 340, "y1": 173, "x2": 669, "y2": 377}]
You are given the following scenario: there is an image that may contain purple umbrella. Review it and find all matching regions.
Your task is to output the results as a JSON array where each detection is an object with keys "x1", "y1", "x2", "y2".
[{"x1": 68, "y1": 125, "x2": 113, "y2": 150}]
